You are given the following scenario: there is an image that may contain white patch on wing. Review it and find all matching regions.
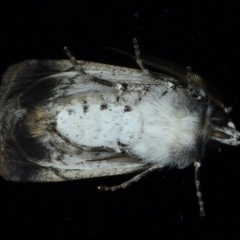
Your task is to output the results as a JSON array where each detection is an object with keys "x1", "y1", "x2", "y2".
[{"x1": 55, "y1": 97, "x2": 142, "y2": 151}]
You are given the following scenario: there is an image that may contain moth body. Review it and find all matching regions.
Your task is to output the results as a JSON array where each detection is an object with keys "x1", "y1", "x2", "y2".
[
  {"x1": 27, "y1": 77, "x2": 212, "y2": 171},
  {"x1": 1, "y1": 41, "x2": 239, "y2": 216}
]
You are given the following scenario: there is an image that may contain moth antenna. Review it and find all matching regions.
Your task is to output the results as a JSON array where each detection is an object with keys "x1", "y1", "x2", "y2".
[
  {"x1": 64, "y1": 47, "x2": 86, "y2": 74},
  {"x1": 194, "y1": 159, "x2": 205, "y2": 216},
  {"x1": 98, "y1": 166, "x2": 158, "y2": 191},
  {"x1": 133, "y1": 39, "x2": 152, "y2": 78}
]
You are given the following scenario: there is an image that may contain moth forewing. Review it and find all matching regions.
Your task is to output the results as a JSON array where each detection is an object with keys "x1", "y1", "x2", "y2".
[
  {"x1": 0, "y1": 59, "x2": 155, "y2": 182},
  {"x1": 0, "y1": 40, "x2": 239, "y2": 217}
]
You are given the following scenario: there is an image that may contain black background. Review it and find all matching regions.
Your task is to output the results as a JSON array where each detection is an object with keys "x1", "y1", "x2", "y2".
[{"x1": 1, "y1": 1, "x2": 240, "y2": 239}]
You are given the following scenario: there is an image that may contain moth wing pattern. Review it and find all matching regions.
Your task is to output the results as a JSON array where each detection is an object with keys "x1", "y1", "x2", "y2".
[{"x1": 1, "y1": 59, "x2": 170, "y2": 182}]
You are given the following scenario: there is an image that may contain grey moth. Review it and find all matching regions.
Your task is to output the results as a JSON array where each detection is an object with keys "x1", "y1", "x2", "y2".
[{"x1": 0, "y1": 39, "x2": 239, "y2": 216}]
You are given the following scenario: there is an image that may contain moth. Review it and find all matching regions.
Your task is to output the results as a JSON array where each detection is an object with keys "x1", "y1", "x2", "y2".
[{"x1": 0, "y1": 39, "x2": 239, "y2": 216}]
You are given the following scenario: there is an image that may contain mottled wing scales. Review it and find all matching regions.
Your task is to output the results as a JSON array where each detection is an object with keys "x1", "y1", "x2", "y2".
[{"x1": 1, "y1": 59, "x2": 156, "y2": 182}]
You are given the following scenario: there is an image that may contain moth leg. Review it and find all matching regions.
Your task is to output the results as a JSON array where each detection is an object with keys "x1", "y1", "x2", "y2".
[
  {"x1": 64, "y1": 46, "x2": 145, "y2": 97},
  {"x1": 133, "y1": 38, "x2": 154, "y2": 78},
  {"x1": 186, "y1": 64, "x2": 227, "y2": 111},
  {"x1": 98, "y1": 166, "x2": 158, "y2": 191},
  {"x1": 64, "y1": 47, "x2": 86, "y2": 74},
  {"x1": 64, "y1": 47, "x2": 120, "y2": 89},
  {"x1": 194, "y1": 159, "x2": 205, "y2": 216}
]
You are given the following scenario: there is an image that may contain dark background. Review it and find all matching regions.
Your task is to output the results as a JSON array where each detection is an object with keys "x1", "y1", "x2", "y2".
[{"x1": 1, "y1": 1, "x2": 240, "y2": 239}]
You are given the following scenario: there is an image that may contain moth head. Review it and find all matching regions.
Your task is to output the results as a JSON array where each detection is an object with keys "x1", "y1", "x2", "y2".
[{"x1": 210, "y1": 106, "x2": 240, "y2": 146}]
